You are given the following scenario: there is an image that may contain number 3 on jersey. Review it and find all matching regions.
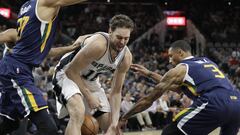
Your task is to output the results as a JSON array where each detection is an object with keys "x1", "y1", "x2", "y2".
[
  {"x1": 204, "y1": 64, "x2": 225, "y2": 78},
  {"x1": 17, "y1": 16, "x2": 30, "y2": 38}
]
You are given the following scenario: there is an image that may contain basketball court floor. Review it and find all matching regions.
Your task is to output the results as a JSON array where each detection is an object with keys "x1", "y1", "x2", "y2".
[{"x1": 123, "y1": 128, "x2": 240, "y2": 135}]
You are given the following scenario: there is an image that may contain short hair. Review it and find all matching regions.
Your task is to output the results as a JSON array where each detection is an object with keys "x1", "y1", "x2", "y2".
[
  {"x1": 170, "y1": 40, "x2": 192, "y2": 52},
  {"x1": 109, "y1": 14, "x2": 134, "y2": 32}
]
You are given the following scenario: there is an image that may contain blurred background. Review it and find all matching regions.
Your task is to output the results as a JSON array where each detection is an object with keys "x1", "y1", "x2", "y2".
[{"x1": 0, "y1": 0, "x2": 240, "y2": 134}]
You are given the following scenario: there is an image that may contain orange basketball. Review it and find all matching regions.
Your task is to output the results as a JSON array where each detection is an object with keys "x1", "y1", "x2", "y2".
[{"x1": 81, "y1": 115, "x2": 99, "y2": 135}]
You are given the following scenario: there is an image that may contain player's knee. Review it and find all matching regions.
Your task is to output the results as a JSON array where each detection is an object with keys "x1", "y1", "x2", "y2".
[
  {"x1": 37, "y1": 119, "x2": 58, "y2": 135},
  {"x1": 67, "y1": 95, "x2": 85, "y2": 123},
  {"x1": 69, "y1": 106, "x2": 85, "y2": 123},
  {"x1": 0, "y1": 116, "x2": 20, "y2": 134},
  {"x1": 46, "y1": 121, "x2": 58, "y2": 135},
  {"x1": 161, "y1": 122, "x2": 184, "y2": 135},
  {"x1": 97, "y1": 112, "x2": 110, "y2": 132},
  {"x1": 29, "y1": 109, "x2": 58, "y2": 135}
]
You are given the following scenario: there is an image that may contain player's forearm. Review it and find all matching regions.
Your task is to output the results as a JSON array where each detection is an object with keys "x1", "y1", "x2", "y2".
[
  {"x1": 109, "y1": 91, "x2": 122, "y2": 127},
  {"x1": 147, "y1": 71, "x2": 162, "y2": 83},
  {"x1": 0, "y1": 28, "x2": 18, "y2": 44},
  {"x1": 0, "y1": 35, "x2": 8, "y2": 44},
  {"x1": 55, "y1": 0, "x2": 87, "y2": 7},
  {"x1": 48, "y1": 45, "x2": 74, "y2": 58},
  {"x1": 65, "y1": 68, "x2": 92, "y2": 98},
  {"x1": 122, "y1": 96, "x2": 153, "y2": 120}
]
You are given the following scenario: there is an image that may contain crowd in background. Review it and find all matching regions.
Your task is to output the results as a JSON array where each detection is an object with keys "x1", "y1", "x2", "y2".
[{"x1": 0, "y1": 0, "x2": 240, "y2": 134}]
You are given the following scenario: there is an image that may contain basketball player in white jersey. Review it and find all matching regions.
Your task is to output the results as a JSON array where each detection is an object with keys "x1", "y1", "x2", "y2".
[{"x1": 52, "y1": 14, "x2": 134, "y2": 135}]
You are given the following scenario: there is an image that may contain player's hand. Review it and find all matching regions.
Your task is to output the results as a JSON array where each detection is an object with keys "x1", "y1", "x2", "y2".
[
  {"x1": 86, "y1": 94, "x2": 102, "y2": 110},
  {"x1": 104, "y1": 124, "x2": 123, "y2": 135},
  {"x1": 131, "y1": 64, "x2": 151, "y2": 77},
  {"x1": 70, "y1": 42, "x2": 81, "y2": 50},
  {"x1": 69, "y1": 34, "x2": 88, "y2": 51}
]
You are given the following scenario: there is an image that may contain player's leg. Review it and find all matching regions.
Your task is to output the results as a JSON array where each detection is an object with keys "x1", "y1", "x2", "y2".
[
  {"x1": 12, "y1": 67, "x2": 58, "y2": 135},
  {"x1": 0, "y1": 59, "x2": 57, "y2": 134},
  {"x1": 28, "y1": 109, "x2": 58, "y2": 135},
  {"x1": 161, "y1": 122, "x2": 185, "y2": 135},
  {"x1": 173, "y1": 96, "x2": 220, "y2": 135},
  {"x1": 220, "y1": 92, "x2": 240, "y2": 135},
  {"x1": 11, "y1": 118, "x2": 28, "y2": 135},
  {"x1": 55, "y1": 74, "x2": 85, "y2": 135},
  {"x1": 95, "y1": 112, "x2": 110, "y2": 132},
  {"x1": 91, "y1": 90, "x2": 111, "y2": 132},
  {"x1": 0, "y1": 71, "x2": 21, "y2": 134},
  {"x1": 220, "y1": 123, "x2": 240, "y2": 135},
  {"x1": 0, "y1": 116, "x2": 20, "y2": 135},
  {"x1": 18, "y1": 83, "x2": 58, "y2": 135},
  {"x1": 65, "y1": 94, "x2": 85, "y2": 135}
]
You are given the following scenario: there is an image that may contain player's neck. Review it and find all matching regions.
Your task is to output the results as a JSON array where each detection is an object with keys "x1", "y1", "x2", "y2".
[
  {"x1": 181, "y1": 53, "x2": 193, "y2": 61},
  {"x1": 109, "y1": 47, "x2": 118, "y2": 61}
]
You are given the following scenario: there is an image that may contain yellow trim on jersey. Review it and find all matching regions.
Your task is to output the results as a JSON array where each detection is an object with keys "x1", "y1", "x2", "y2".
[
  {"x1": 40, "y1": 20, "x2": 53, "y2": 52},
  {"x1": 173, "y1": 108, "x2": 190, "y2": 122},
  {"x1": 25, "y1": 89, "x2": 48, "y2": 112},
  {"x1": 182, "y1": 83, "x2": 199, "y2": 96},
  {"x1": 36, "y1": 106, "x2": 48, "y2": 111}
]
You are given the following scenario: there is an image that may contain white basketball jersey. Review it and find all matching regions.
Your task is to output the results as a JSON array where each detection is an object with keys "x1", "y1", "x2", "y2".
[
  {"x1": 81, "y1": 32, "x2": 127, "y2": 81},
  {"x1": 55, "y1": 32, "x2": 127, "y2": 82}
]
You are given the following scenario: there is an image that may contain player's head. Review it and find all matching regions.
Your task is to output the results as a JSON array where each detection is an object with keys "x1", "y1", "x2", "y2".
[
  {"x1": 168, "y1": 40, "x2": 192, "y2": 65},
  {"x1": 109, "y1": 14, "x2": 134, "y2": 53}
]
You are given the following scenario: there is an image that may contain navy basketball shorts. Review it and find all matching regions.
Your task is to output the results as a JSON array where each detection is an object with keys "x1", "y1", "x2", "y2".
[
  {"x1": 173, "y1": 89, "x2": 240, "y2": 135},
  {"x1": 0, "y1": 57, "x2": 47, "y2": 120}
]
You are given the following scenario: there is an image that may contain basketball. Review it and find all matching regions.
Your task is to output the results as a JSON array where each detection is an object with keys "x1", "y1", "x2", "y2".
[{"x1": 81, "y1": 115, "x2": 99, "y2": 135}]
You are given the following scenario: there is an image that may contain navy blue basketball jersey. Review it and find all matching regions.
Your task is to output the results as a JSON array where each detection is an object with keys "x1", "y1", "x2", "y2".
[
  {"x1": 8, "y1": 0, "x2": 58, "y2": 67},
  {"x1": 180, "y1": 56, "x2": 234, "y2": 100}
]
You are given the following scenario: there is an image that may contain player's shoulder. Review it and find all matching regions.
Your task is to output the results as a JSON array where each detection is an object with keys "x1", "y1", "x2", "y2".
[
  {"x1": 87, "y1": 32, "x2": 108, "y2": 46},
  {"x1": 118, "y1": 47, "x2": 132, "y2": 71},
  {"x1": 124, "y1": 47, "x2": 132, "y2": 60},
  {"x1": 82, "y1": 32, "x2": 108, "y2": 56}
]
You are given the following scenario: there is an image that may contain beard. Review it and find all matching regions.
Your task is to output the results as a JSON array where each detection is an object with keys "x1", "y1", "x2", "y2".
[{"x1": 109, "y1": 41, "x2": 123, "y2": 53}]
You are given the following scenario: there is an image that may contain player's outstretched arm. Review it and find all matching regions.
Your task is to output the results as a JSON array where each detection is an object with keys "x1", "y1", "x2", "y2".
[
  {"x1": 37, "y1": 0, "x2": 87, "y2": 22},
  {"x1": 47, "y1": 43, "x2": 80, "y2": 58},
  {"x1": 0, "y1": 28, "x2": 18, "y2": 45},
  {"x1": 40, "y1": 0, "x2": 87, "y2": 7},
  {"x1": 131, "y1": 64, "x2": 162, "y2": 82},
  {"x1": 47, "y1": 34, "x2": 92, "y2": 58},
  {"x1": 105, "y1": 49, "x2": 132, "y2": 135},
  {"x1": 121, "y1": 64, "x2": 187, "y2": 120}
]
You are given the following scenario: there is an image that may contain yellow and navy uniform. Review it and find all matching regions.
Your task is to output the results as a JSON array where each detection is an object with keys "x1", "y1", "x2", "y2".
[
  {"x1": 0, "y1": 0, "x2": 58, "y2": 120},
  {"x1": 8, "y1": 0, "x2": 58, "y2": 67},
  {"x1": 172, "y1": 56, "x2": 240, "y2": 135}
]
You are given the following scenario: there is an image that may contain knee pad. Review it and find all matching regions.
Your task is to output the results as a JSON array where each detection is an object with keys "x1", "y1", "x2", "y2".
[{"x1": 0, "y1": 116, "x2": 20, "y2": 134}]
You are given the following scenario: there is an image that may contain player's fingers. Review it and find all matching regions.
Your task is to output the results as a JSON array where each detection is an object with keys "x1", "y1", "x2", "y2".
[
  {"x1": 91, "y1": 105, "x2": 96, "y2": 110},
  {"x1": 95, "y1": 99, "x2": 102, "y2": 109},
  {"x1": 74, "y1": 42, "x2": 82, "y2": 49},
  {"x1": 99, "y1": 102, "x2": 104, "y2": 108},
  {"x1": 130, "y1": 64, "x2": 140, "y2": 69},
  {"x1": 130, "y1": 65, "x2": 138, "y2": 70},
  {"x1": 132, "y1": 64, "x2": 143, "y2": 69},
  {"x1": 131, "y1": 64, "x2": 138, "y2": 66},
  {"x1": 116, "y1": 125, "x2": 123, "y2": 135}
]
